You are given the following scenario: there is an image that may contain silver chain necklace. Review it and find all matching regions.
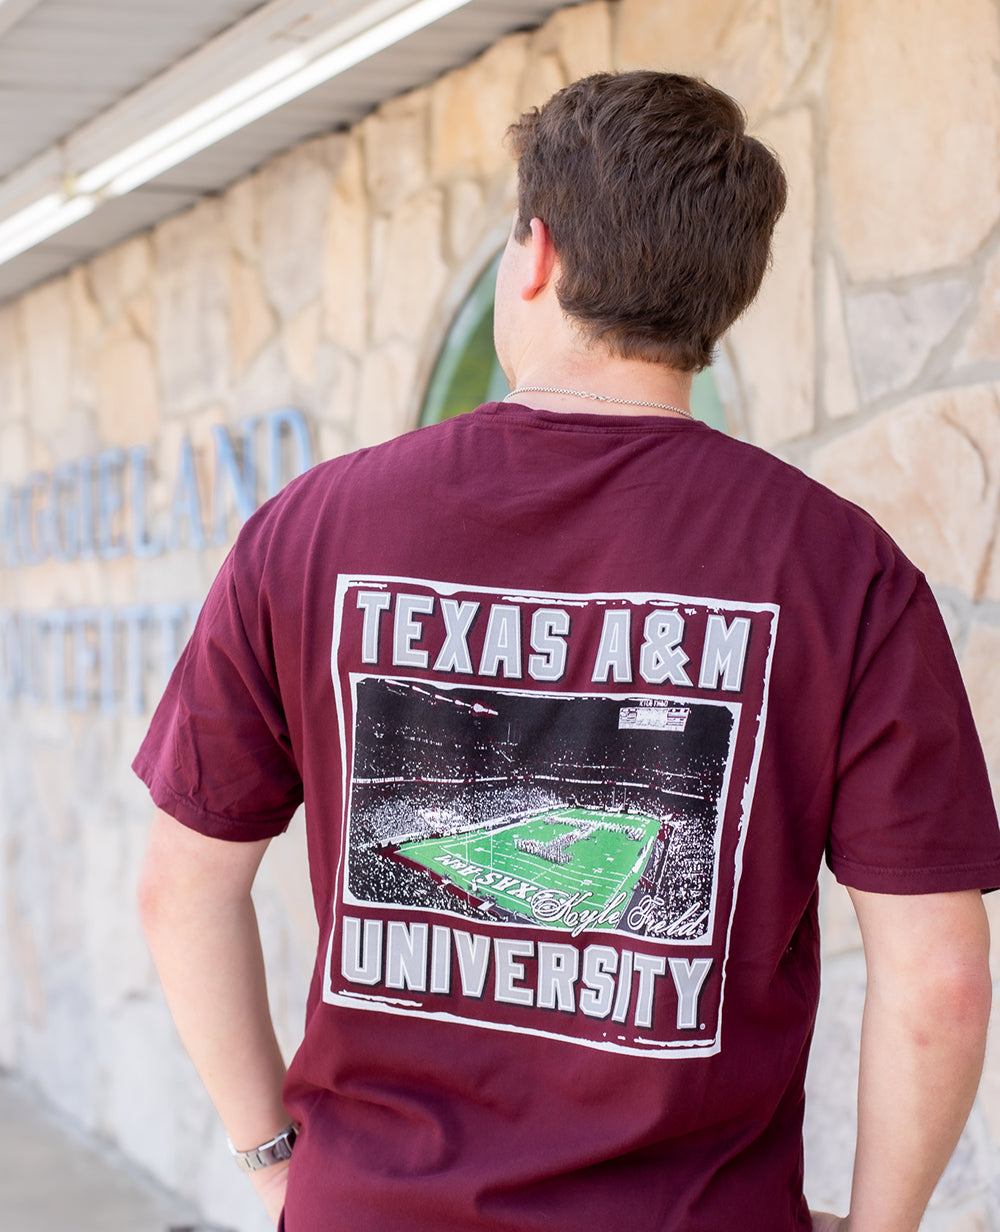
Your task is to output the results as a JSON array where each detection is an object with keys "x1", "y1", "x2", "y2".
[{"x1": 503, "y1": 385, "x2": 693, "y2": 419}]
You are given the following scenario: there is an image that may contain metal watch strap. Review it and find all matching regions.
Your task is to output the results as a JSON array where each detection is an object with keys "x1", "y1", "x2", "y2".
[{"x1": 227, "y1": 1123, "x2": 297, "y2": 1173}]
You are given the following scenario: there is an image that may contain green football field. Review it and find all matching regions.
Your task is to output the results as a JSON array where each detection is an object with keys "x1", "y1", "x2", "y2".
[{"x1": 398, "y1": 807, "x2": 662, "y2": 927}]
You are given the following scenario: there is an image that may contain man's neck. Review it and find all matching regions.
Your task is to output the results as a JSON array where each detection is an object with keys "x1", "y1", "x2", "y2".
[{"x1": 503, "y1": 355, "x2": 694, "y2": 420}]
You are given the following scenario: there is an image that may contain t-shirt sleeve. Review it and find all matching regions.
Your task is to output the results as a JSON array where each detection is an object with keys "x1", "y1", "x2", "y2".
[
  {"x1": 827, "y1": 568, "x2": 1000, "y2": 894},
  {"x1": 132, "y1": 531, "x2": 304, "y2": 842}
]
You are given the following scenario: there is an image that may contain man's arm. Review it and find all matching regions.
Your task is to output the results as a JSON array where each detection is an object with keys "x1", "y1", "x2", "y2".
[
  {"x1": 137, "y1": 808, "x2": 291, "y2": 1225},
  {"x1": 815, "y1": 887, "x2": 992, "y2": 1232}
]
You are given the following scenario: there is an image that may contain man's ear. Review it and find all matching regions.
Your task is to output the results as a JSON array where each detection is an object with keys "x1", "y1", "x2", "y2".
[{"x1": 521, "y1": 216, "x2": 558, "y2": 300}]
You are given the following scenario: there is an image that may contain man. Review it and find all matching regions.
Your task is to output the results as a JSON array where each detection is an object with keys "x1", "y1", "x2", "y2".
[{"x1": 136, "y1": 72, "x2": 998, "y2": 1231}]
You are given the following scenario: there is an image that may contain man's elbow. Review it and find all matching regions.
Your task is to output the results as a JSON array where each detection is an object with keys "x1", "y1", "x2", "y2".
[
  {"x1": 857, "y1": 887, "x2": 993, "y2": 1047},
  {"x1": 136, "y1": 842, "x2": 177, "y2": 942},
  {"x1": 136, "y1": 809, "x2": 269, "y2": 943},
  {"x1": 931, "y1": 900, "x2": 991, "y2": 1038},
  {"x1": 889, "y1": 925, "x2": 993, "y2": 1054},
  {"x1": 932, "y1": 957, "x2": 992, "y2": 1044},
  {"x1": 135, "y1": 811, "x2": 202, "y2": 940}
]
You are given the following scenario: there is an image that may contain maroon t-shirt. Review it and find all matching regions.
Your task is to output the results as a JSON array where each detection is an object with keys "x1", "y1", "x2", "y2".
[{"x1": 135, "y1": 404, "x2": 1000, "y2": 1232}]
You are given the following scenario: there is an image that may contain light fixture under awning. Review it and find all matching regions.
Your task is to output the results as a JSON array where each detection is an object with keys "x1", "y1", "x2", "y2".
[{"x1": 0, "y1": 0, "x2": 475, "y2": 268}]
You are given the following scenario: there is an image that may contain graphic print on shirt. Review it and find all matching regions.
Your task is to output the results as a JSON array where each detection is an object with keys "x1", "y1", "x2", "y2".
[{"x1": 326, "y1": 576, "x2": 778, "y2": 1058}]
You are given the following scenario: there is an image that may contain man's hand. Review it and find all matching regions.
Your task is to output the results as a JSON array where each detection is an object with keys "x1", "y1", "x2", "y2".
[
  {"x1": 811, "y1": 1212, "x2": 848, "y2": 1232},
  {"x1": 251, "y1": 1159, "x2": 290, "y2": 1227}
]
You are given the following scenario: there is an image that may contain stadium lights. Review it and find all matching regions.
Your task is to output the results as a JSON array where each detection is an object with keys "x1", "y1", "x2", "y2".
[{"x1": 0, "y1": 0, "x2": 474, "y2": 266}]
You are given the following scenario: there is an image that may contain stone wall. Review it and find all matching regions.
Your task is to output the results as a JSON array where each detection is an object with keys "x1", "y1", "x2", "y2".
[{"x1": 0, "y1": 1, "x2": 998, "y2": 1228}]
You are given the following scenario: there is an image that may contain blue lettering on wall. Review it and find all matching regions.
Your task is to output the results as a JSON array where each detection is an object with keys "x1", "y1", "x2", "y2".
[
  {"x1": 167, "y1": 436, "x2": 207, "y2": 552},
  {"x1": 213, "y1": 420, "x2": 257, "y2": 543},
  {"x1": 130, "y1": 446, "x2": 166, "y2": 558},
  {"x1": 0, "y1": 602, "x2": 203, "y2": 716},
  {"x1": 0, "y1": 407, "x2": 314, "y2": 714},
  {"x1": 0, "y1": 407, "x2": 313, "y2": 571}
]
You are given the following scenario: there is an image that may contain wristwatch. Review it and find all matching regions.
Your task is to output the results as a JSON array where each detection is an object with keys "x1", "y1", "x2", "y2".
[{"x1": 227, "y1": 1123, "x2": 297, "y2": 1173}]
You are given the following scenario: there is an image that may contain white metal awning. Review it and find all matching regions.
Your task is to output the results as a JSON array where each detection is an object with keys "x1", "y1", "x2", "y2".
[{"x1": 0, "y1": 0, "x2": 574, "y2": 304}]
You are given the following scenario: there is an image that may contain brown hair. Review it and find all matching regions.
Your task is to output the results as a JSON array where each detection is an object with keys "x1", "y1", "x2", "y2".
[{"x1": 507, "y1": 72, "x2": 787, "y2": 371}]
